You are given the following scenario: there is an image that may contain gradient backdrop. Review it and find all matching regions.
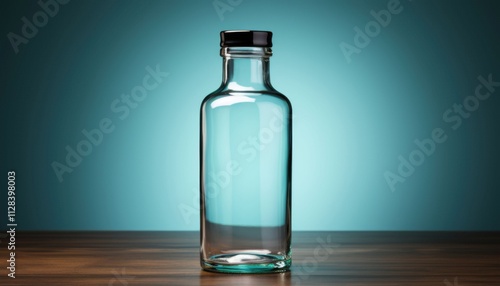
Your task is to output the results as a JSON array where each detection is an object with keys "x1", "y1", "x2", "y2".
[{"x1": 1, "y1": 0, "x2": 499, "y2": 231}]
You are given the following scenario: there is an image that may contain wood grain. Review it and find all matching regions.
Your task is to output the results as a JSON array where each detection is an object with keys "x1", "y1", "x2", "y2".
[{"x1": 0, "y1": 231, "x2": 498, "y2": 285}]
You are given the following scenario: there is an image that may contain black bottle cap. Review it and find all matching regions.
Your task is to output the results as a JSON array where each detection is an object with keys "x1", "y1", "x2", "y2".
[{"x1": 220, "y1": 30, "x2": 273, "y2": 47}]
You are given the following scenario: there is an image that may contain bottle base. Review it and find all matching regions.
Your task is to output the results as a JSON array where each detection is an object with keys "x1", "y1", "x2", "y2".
[{"x1": 201, "y1": 253, "x2": 291, "y2": 273}]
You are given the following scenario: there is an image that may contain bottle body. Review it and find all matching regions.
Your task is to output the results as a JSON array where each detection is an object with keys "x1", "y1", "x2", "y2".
[
  {"x1": 200, "y1": 90, "x2": 292, "y2": 273},
  {"x1": 200, "y1": 34, "x2": 291, "y2": 273}
]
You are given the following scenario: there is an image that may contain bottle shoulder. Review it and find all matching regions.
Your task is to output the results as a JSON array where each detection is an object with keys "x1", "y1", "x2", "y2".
[
  {"x1": 201, "y1": 90, "x2": 291, "y2": 112},
  {"x1": 203, "y1": 88, "x2": 290, "y2": 105}
]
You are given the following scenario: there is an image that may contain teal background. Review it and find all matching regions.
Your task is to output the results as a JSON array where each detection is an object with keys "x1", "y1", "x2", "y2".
[{"x1": 1, "y1": 0, "x2": 499, "y2": 231}]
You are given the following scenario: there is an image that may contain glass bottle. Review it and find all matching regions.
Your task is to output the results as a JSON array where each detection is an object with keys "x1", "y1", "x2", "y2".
[{"x1": 200, "y1": 30, "x2": 292, "y2": 273}]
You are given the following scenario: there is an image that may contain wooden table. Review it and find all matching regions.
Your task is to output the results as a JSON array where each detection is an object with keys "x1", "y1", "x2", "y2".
[{"x1": 0, "y1": 231, "x2": 498, "y2": 285}]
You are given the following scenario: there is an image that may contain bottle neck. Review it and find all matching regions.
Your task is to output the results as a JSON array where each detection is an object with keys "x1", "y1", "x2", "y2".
[{"x1": 221, "y1": 47, "x2": 273, "y2": 91}]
